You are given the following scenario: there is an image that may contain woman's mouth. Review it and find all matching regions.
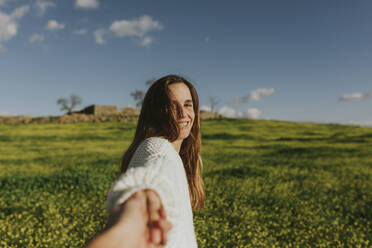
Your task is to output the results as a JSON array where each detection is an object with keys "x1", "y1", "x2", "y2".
[{"x1": 178, "y1": 121, "x2": 189, "y2": 127}]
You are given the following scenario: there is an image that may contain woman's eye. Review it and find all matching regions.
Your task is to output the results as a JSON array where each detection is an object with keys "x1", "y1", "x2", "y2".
[{"x1": 185, "y1": 104, "x2": 193, "y2": 108}]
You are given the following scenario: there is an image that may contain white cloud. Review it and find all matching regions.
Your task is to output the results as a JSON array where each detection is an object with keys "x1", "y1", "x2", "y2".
[
  {"x1": 0, "y1": 12, "x2": 17, "y2": 42},
  {"x1": 110, "y1": 15, "x2": 163, "y2": 38},
  {"x1": 234, "y1": 88, "x2": 275, "y2": 106},
  {"x1": 242, "y1": 108, "x2": 261, "y2": 119},
  {"x1": 75, "y1": 0, "x2": 99, "y2": 9},
  {"x1": 29, "y1": 33, "x2": 44, "y2": 43},
  {"x1": 10, "y1": 5, "x2": 29, "y2": 19},
  {"x1": 218, "y1": 106, "x2": 238, "y2": 118},
  {"x1": 339, "y1": 91, "x2": 372, "y2": 101},
  {"x1": 0, "y1": 5, "x2": 29, "y2": 50},
  {"x1": 218, "y1": 106, "x2": 262, "y2": 119},
  {"x1": 219, "y1": 88, "x2": 271, "y2": 118},
  {"x1": 138, "y1": 36, "x2": 152, "y2": 47},
  {"x1": 73, "y1": 28, "x2": 87, "y2": 35},
  {"x1": 93, "y1": 15, "x2": 163, "y2": 46},
  {"x1": 0, "y1": 0, "x2": 6, "y2": 7},
  {"x1": 200, "y1": 105, "x2": 211, "y2": 112},
  {"x1": 94, "y1": 29, "x2": 106, "y2": 44},
  {"x1": 45, "y1": 19, "x2": 64, "y2": 31},
  {"x1": 35, "y1": 0, "x2": 55, "y2": 16},
  {"x1": 348, "y1": 121, "x2": 372, "y2": 127}
]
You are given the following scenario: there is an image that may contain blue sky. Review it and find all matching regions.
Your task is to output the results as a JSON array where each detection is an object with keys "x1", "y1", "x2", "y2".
[{"x1": 0, "y1": 0, "x2": 371, "y2": 125}]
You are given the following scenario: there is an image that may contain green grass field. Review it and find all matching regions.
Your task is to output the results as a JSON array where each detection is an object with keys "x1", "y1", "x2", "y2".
[{"x1": 0, "y1": 119, "x2": 371, "y2": 247}]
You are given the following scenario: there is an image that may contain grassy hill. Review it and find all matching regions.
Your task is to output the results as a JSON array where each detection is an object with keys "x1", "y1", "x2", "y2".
[{"x1": 0, "y1": 119, "x2": 371, "y2": 247}]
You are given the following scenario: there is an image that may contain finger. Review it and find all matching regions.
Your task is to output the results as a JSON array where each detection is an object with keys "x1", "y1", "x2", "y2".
[
  {"x1": 159, "y1": 205, "x2": 167, "y2": 219},
  {"x1": 152, "y1": 220, "x2": 172, "y2": 246},
  {"x1": 161, "y1": 230, "x2": 167, "y2": 246},
  {"x1": 146, "y1": 234, "x2": 161, "y2": 248},
  {"x1": 164, "y1": 220, "x2": 173, "y2": 232},
  {"x1": 160, "y1": 224, "x2": 168, "y2": 246},
  {"x1": 150, "y1": 226, "x2": 162, "y2": 244},
  {"x1": 145, "y1": 189, "x2": 162, "y2": 221},
  {"x1": 155, "y1": 219, "x2": 173, "y2": 232}
]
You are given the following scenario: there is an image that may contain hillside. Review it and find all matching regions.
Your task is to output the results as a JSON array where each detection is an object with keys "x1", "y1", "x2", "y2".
[
  {"x1": 0, "y1": 110, "x2": 221, "y2": 124},
  {"x1": 0, "y1": 119, "x2": 371, "y2": 247}
]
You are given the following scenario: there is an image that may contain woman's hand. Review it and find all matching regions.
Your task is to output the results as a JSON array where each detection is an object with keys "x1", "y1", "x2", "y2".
[
  {"x1": 86, "y1": 189, "x2": 172, "y2": 248},
  {"x1": 144, "y1": 189, "x2": 169, "y2": 245},
  {"x1": 121, "y1": 189, "x2": 172, "y2": 247}
]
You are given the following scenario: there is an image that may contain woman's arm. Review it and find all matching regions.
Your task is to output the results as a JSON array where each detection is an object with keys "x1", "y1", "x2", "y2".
[
  {"x1": 106, "y1": 140, "x2": 182, "y2": 247},
  {"x1": 86, "y1": 190, "x2": 172, "y2": 248},
  {"x1": 106, "y1": 154, "x2": 180, "y2": 238}
]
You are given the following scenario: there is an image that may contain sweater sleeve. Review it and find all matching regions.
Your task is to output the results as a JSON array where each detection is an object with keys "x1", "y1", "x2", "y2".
[{"x1": 106, "y1": 153, "x2": 179, "y2": 227}]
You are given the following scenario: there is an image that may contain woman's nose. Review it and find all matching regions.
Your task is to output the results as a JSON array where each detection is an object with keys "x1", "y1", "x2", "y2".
[{"x1": 178, "y1": 107, "x2": 186, "y2": 118}]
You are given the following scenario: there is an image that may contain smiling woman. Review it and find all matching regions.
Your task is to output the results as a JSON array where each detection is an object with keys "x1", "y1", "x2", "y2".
[
  {"x1": 102, "y1": 74, "x2": 205, "y2": 248},
  {"x1": 168, "y1": 82, "x2": 196, "y2": 151}
]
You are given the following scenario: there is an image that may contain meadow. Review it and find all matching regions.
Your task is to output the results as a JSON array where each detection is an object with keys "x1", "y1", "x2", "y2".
[{"x1": 0, "y1": 119, "x2": 371, "y2": 247}]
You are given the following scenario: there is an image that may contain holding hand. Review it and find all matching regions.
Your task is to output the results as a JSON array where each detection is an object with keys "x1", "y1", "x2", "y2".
[{"x1": 86, "y1": 189, "x2": 172, "y2": 248}]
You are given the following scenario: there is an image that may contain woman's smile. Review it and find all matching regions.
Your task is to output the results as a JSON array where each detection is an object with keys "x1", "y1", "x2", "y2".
[{"x1": 178, "y1": 121, "x2": 190, "y2": 127}]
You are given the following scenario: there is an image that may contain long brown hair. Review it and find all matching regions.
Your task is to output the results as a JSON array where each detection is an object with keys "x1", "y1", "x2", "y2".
[{"x1": 120, "y1": 74, "x2": 205, "y2": 210}]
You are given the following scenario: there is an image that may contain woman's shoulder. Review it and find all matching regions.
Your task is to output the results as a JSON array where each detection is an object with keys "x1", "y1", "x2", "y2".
[
  {"x1": 135, "y1": 137, "x2": 174, "y2": 158},
  {"x1": 128, "y1": 137, "x2": 179, "y2": 170}
]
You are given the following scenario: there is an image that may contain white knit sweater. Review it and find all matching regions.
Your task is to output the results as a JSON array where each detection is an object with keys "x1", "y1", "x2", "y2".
[{"x1": 106, "y1": 137, "x2": 198, "y2": 248}]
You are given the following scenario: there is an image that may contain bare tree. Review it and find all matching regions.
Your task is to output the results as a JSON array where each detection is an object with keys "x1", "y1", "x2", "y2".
[
  {"x1": 145, "y1": 78, "x2": 156, "y2": 86},
  {"x1": 130, "y1": 78, "x2": 155, "y2": 109},
  {"x1": 57, "y1": 94, "x2": 82, "y2": 114},
  {"x1": 209, "y1": 96, "x2": 220, "y2": 114},
  {"x1": 130, "y1": 90, "x2": 144, "y2": 108}
]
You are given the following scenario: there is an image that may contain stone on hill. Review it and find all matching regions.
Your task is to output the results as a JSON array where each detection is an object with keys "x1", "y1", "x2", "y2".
[
  {"x1": 78, "y1": 105, "x2": 120, "y2": 116},
  {"x1": 122, "y1": 107, "x2": 140, "y2": 116},
  {"x1": 200, "y1": 110, "x2": 223, "y2": 120}
]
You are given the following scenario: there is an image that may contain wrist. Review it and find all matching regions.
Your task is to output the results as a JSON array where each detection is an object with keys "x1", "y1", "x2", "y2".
[
  {"x1": 109, "y1": 222, "x2": 141, "y2": 248},
  {"x1": 86, "y1": 223, "x2": 135, "y2": 248}
]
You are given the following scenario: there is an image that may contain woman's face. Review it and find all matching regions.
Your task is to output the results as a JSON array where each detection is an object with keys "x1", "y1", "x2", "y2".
[{"x1": 168, "y1": 83, "x2": 195, "y2": 140}]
